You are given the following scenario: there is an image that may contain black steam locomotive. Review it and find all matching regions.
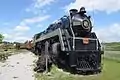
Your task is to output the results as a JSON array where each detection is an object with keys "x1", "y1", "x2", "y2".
[{"x1": 33, "y1": 7, "x2": 103, "y2": 74}]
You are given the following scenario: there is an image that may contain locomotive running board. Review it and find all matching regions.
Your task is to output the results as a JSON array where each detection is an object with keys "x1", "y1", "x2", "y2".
[{"x1": 35, "y1": 28, "x2": 66, "y2": 51}]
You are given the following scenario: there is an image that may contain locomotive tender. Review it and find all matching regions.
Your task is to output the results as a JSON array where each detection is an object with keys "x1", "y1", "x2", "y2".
[{"x1": 33, "y1": 7, "x2": 103, "y2": 74}]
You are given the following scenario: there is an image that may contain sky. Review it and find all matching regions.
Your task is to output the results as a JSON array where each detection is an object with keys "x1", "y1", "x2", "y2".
[{"x1": 0, "y1": 0, "x2": 120, "y2": 43}]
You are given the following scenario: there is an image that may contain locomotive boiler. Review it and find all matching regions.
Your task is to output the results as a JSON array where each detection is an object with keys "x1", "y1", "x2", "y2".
[{"x1": 33, "y1": 7, "x2": 103, "y2": 74}]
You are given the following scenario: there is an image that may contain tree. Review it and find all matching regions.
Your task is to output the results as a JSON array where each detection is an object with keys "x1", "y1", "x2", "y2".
[{"x1": 0, "y1": 34, "x2": 4, "y2": 43}]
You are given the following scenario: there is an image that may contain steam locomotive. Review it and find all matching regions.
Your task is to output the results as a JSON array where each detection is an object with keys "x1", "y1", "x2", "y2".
[{"x1": 33, "y1": 7, "x2": 103, "y2": 74}]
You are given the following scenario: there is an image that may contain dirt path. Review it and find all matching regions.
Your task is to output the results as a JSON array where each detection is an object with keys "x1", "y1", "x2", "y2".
[{"x1": 0, "y1": 51, "x2": 36, "y2": 80}]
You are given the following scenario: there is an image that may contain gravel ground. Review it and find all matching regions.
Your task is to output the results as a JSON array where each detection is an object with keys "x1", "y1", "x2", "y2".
[{"x1": 0, "y1": 51, "x2": 36, "y2": 80}]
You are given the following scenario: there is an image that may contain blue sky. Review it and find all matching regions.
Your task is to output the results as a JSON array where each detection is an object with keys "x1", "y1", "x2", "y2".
[{"x1": 0, "y1": 0, "x2": 120, "y2": 42}]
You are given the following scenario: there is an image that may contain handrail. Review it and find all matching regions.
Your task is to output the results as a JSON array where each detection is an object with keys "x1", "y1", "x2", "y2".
[{"x1": 69, "y1": 16, "x2": 75, "y2": 50}]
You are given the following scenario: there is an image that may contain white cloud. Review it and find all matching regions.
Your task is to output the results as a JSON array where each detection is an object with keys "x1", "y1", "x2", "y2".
[
  {"x1": 20, "y1": 15, "x2": 50, "y2": 25},
  {"x1": 14, "y1": 25, "x2": 30, "y2": 32},
  {"x1": 2, "y1": 0, "x2": 53, "y2": 43},
  {"x1": 3, "y1": 33, "x2": 31, "y2": 43},
  {"x1": 34, "y1": 0, "x2": 55, "y2": 8},
  {"x1": 65, "y1": 0, "x2": 120, "y2": 13},
  {"x1": 94, "y1": 23, "x2": 120, "y2": 42},
  {"x1": 3, "y1": 33, "x2": 12, "y2": 39},
  {"x1": 8, "y1": 15, "x2": 50, "y2": 42},
  {"x1": 13, "y1": 36, "x2": 31, "y2": 42},
  {"x1": 26, "y1": 0, "x2": 55, "y2": 14}
]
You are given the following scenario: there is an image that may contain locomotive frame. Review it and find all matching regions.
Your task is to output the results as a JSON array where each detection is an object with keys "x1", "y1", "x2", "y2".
[{"x1": 33, "y1": 7, "x2": 103, "y2": 74}]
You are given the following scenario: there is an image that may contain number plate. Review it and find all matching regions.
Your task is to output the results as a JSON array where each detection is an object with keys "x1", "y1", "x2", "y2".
[{"x1": 83, "y1": 38, "x2": 89, "y2": 44}]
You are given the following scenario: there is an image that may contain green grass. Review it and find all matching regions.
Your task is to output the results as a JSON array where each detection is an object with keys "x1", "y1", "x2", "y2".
[
  {"x1": 105, "y1": 42, "x2": 120, "y2": 51},
  {"x1": 104, "y1": 51, "x2": 120, "y2": 61},
  {"x1": 35, "y1": 58, "x2": 120, "y2": 80},
  {"x1": 35, "y1": 65, "x2": 99, "y2": 80},
  {"x1": 99, "y1": 58, "x2": 120, "y2": 80}
]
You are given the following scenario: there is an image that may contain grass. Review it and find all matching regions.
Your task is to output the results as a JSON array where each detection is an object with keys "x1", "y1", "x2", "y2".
[
  {"x1": 104, "y1": 51, "x2": 120, "y2": 61},
  {"x1": 35, "y1": 58, "x2": 120, "y2": 80},
  {"x1": 99, "y1": 58, "x2": 120, "y2": 80},
  {"x1": 104, "y1": 42, "x2": 120, "y2": 51},
  {"x1": 34, "y1": 65, "x2": 99, "y2": 80}
]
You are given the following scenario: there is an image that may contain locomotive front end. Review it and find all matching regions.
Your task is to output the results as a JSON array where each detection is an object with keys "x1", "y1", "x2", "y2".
[
  {"x1": 67, "y1": 7, "x2": 102, "y2": 74},
  {"x1": 70, "y1": 8, "x2": 92, "y2": 37},
  {"x1": 68, "y1": 37, "x2": 102, "y2": 74}
]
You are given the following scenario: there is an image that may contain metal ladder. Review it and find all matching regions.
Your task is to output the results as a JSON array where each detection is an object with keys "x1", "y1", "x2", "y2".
[{"x1": 61, "y1": 30, "x2": 71, "y2": 51}]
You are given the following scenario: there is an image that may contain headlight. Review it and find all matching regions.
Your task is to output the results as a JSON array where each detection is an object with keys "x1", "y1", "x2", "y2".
[{"x1": 82, "y1": 20, "x2": 90, "y2": 29}]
